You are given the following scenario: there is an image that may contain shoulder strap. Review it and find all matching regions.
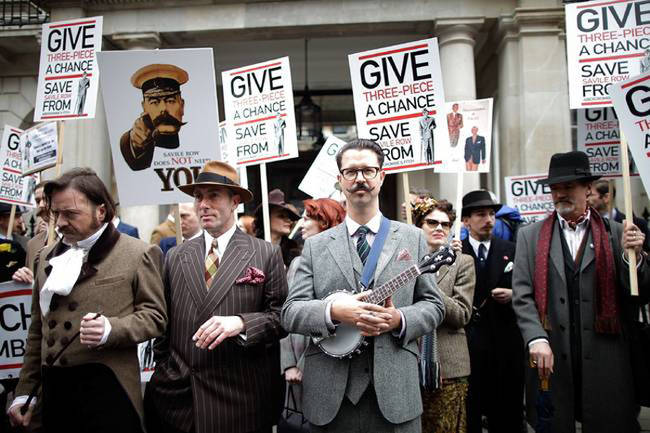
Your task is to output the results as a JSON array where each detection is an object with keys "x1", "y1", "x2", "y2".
[{"x1": 360, "y1": 216, "x2": 391, "y2": 290}]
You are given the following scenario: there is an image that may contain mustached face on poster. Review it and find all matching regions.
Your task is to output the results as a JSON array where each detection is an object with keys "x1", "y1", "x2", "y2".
[
  {"x1": 97, "y1": 48, "x2": 221, "y2": 207},
  {"x1": 34, "y1": 16, "x2": 103, "y2": 121},
  {"x1": 0, "y1": 126, "x2": 39, "y2": 207},
  {"x1": 349, "y1": 38, "x2": 450, "y2": 173},
  {"x1": 565, "y1": 0, "x2": 650, "y2": 109}
]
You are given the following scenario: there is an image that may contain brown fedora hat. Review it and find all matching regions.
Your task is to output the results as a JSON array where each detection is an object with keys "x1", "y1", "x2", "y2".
[
  {"x1": 254, "y1": 189, "x2": 300, "y2": 221},
  {"x1": 178, "y1": 160, "x2": 253, "y2": 203}
]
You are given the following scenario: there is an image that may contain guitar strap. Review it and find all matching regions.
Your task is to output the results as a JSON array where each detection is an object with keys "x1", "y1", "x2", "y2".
[{"x1": 359, "y1": 216, "x2": 391, "y2": 290}]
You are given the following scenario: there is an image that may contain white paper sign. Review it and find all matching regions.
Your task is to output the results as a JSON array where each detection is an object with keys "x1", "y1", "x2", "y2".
[
  {"x1": 565, "y1": 0, "x2": 650, "y2": 109},
  {"x1": 0, "y1": 281, "x2": 33, "y2": 380},
  {"x1": 0, "y1": 126, "x2": 38, "y2": 207},
  {"x1": 221, "y1": 57, "x2": 298, "y2": 167},
  {"x1": 442, "y1": 98, "x2": 493, "y2": 173},
  {"x1": 299, "y1": 136, "x2": 347, "y2": 198},
  {"x1": 577, "y1": 108, "x2": 623, "y2": 177},
  {"x1": 34, "y1": 16, "x2": 103, "y2": 121},
  {"x1": 610, "y1": 72, "x2": 650, "y2": 193},
  {"x1": 98, "y1": 48, "x2": 221, "y2": 207},
  {"x1": 348, "y1": 38, "x2": 449, "y2": 173},
  {"x1": 20, "y1": 122, "x2": 58, "y2": 175},
  {"x1": 504, "y1": 174, "x2": 554, "y2": 223}
]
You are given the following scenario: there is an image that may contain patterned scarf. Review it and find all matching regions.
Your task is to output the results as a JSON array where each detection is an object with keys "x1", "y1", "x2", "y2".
[{"x1": 534, "y1": 208, "x2": 620, "y2": 334}]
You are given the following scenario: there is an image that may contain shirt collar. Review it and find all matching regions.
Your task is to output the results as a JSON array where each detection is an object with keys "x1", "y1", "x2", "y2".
[
  {"x1": 64, "y1": 222, "x2": 109, "y2": 250},
  {"x1": 204, "y1": 223, "x2": 237, "y2": 255},
  {"x1": 112, "y1": 217, "x2": 120, "y2": 228},
  {"x1": 345, "y1": 211, "x2": 382, "y2": 237},
  {"x1": 186, "y1": 229, "x2": 203, "y2": 241},
  {"x1": 468, "y1": 234, "x2": 490, "y2": 256},
  {"x1": 557, "y1": 209, "x2": 590, "y2": 231}
]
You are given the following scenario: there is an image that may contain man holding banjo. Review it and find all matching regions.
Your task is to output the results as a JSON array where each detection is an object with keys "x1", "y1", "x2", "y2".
[{"x1": 282, "y1": 139, "x2": 445, "y2": 433}]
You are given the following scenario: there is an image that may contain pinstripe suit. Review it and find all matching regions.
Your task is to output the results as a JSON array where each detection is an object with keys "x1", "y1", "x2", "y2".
[{"x1": 146, "y1": 227, "x2": 288, "y2": 433}]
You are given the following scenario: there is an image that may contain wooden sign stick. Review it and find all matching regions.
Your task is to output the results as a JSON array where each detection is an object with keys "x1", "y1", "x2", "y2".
[
  {"x1": 260, "y1": 163, "x2": 272, "y2": 243},
  {"x1": 6, "y1": 205, "x2": 16, "y2": 240},
  {"x1": 454, "y1": 171, "x2": 464, "y2": 240},
  {"x1": 619, "y1": 131, "x2": 639, "y2": 296},
  {"x1": 175, "y1": 204, "x2": 182, "y2": 246},
  {"x1": 402, "y1": 172, "x2": 413, "y2": 225},
  {"x1": 47, "y1": 121, "x2": 65, "y2": 246}
]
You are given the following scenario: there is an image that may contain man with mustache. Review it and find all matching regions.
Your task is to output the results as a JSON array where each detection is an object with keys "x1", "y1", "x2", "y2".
[
  {"x1": 120, "y1": 64, "x2": 188, "y2": 171},
  {"x1": 283, "y1": 139, "x2": 444, "y2": 433},
  {"x1": 461, "y1": 190, "x2": 524, "y2": 433},
  {"x1": 512, "y1": 151, "x2": 649, "y2": 432}
]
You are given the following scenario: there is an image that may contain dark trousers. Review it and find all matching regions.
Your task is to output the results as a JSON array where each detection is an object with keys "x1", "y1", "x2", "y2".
[{"x1": 42, "y1": 363, "x2": 141, "y2": 433}]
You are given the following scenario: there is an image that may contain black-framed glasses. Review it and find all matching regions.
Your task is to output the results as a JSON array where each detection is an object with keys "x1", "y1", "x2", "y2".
[
  {"x1": 424, "y1": 218, "x2": 452, "y2": 230},
  {"x1": 339, "y1": 166, "x2": 380, "y2": 181}
]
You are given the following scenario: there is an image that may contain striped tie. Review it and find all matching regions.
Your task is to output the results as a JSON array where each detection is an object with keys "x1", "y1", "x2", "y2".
[
  {"x1": 205, "y1": 239, "x2": 219, "y2": 289},
  {"x1": 356, "y1": 225, "x2": 371, "y2": 265}
]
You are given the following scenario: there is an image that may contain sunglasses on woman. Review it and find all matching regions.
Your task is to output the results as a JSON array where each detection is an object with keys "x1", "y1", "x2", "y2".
[{"x1": 424, "y1": 218, "x2": 452, "y2": 229}]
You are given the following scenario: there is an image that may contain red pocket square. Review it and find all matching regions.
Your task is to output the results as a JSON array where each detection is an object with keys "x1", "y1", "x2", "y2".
[{"x1": 236, "y1": 266, "x2": 265, "y2": 285}]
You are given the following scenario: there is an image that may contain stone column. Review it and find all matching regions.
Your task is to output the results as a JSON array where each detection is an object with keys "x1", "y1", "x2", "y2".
[{"x1": 108, "y1": 33, "x2": 167, "y2": 243}]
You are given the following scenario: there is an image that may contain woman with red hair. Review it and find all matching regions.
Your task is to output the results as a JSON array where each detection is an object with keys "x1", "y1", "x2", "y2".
[{"x1": 280, "y1": 198, "x2": 345, "y2": 413}]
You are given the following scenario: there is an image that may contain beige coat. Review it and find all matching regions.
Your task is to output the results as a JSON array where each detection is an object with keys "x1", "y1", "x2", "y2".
[
  {"x1": 150, "y1": 219, "x2": 175, "y2": 245},
  {"x1": 435, "y1": 253, "x2": 475, "y2": 379},
  {"x1": 25, "y1": 230, "x2": 47, "y2": 271},
  {"x1": 16, "y1": 224, "x2": 167, "y2": 425}
]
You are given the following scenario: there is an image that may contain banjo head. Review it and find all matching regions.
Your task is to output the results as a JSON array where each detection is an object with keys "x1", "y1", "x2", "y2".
[{"x1": 316, "y1": 324, "x2": 365, "y2": 359}]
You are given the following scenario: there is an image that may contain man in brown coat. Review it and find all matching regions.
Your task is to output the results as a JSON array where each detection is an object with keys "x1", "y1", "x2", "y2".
[
  {"x1": 146, "y1": 160, "x2": 288, "y2": 433},
  {"x1": 8, "y1": 168, "x2": 167, "y2": 432}
]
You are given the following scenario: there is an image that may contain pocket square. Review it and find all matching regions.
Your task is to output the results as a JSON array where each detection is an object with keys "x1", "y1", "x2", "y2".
[
  {"x1": 236, "y1": 266, "x2": 265, "y2": 285},
  {"x1": 504, "y1": 261, "x2": 514, "y2": 273},
  {"x1": 397, "y1": 248, "x2": 413, "y2": 262}
]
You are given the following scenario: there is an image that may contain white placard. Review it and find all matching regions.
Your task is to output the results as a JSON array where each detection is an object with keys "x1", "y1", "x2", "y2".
[
  {"x1": 504, "y1": 173, "x2": 554, "y2": 223},
  {"x1": 610, "y1": 72, "x2": 650, "y2": 194},
  {"x1": 442, "y1": 98, "x2": 493, "y2": 173},
  {"x1": 348, "y1": 38, "x2": 449, "y2": 173},
  {"x1": 98, "y1": 48, "x2": 221, "y2": 207},
  {"x1": 299, "y1": 136, "x2": 347, "y2": 198},
  {"x1": 219, "y1": 120, "x2": 245, "y2": 213},
  {"x1": 565, "y1": 0, "x2": 650, "y2": 109},
  {"x1": 34, "y1": 16, "x2": 103, "y2": 121},
  {"x1": 577, "y1": 108, "x2": 625, "y2": 177},
  {"x1": 0, "y1": 126, "x2": 38, "y2": 207},
  {"x1": 20, "y1": 122, "x2": 58, "y2": 175},
  {"x1": 0, "y1": 281, "x2": 32, "y2": 380},
  {"x1": 221, "y1": 57, "x2": 298, "y2": 167}
]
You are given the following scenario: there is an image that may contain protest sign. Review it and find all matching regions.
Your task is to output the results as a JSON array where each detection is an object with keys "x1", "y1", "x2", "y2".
[
  {"x1": 20, "y1": 122, "x2": 58, "y2": 176},
  {"x1": 221, "y1": 57, "x2": 298, "y2": 167},
  {"x1": 98, "y1": 48, "x2": 221, "y2": 207},
  {"x1": 565, "y1": 0, "x2": 650, "y2": 109},
  {"x1": 0, "y1": 126, "x2": 38, "y2": 207},
  {"x1": 219, "y1": 120, "x2": 245, "y2": 213},
  {"x1": 442, "y1": 98, "x2": 493, "y2": 173},
  {"x1": 504, "y1": 174, "x2": 554, "y2": 223},
  {"x1": 348, "y1": 38, "x2": 449, "y2": 173},
  {"x1": 34, "y1": 16, "x2": 103, "y2": 121},
  {"x1": 0, "y1": 281, "x2": 32, "y2": 379},
  {"x1": 577, "y1": 108, "x2": 622, "y2": 176},
  {"x1": 610, "y1": 72, "x2": 650, "y2": 199},
  {"x1": 299, "y1": 136, "x2": 346, "y2": 199}
]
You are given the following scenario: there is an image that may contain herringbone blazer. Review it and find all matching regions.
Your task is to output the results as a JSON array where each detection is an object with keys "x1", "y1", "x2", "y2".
[
  {"x1": 281, "y1": 220, "x2": 445, "y2": 426},
  {"x1": 147, "y1": 228, "x2": 288, "y2": 433}
]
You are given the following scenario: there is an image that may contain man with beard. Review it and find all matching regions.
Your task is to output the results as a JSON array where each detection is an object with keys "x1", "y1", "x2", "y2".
[
  {"x1": 282, "y1": 139, "x2": 444, "y2": 432},
  {"x1": 461, "y1": 190, "x2": 524, "y2": 433},
  {"x1": 513, "y1": 151, "x2": 649, "y2": 432},
  {"x1": 120, "y1": 64, "x2": 188, "y2": 171}
]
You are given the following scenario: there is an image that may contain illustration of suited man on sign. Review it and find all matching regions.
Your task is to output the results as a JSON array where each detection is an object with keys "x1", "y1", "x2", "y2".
[
  {"x1": 274, "y1": 113, "x2": 286, "y2": 156},
  {"x1": 420, "y1": 108, "x2": 436, "y2": 165}
]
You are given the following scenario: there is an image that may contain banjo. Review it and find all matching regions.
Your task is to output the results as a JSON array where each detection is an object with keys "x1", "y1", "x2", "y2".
[{"x1": 314, "y1": 245, "x2": 456, "y2": 358}]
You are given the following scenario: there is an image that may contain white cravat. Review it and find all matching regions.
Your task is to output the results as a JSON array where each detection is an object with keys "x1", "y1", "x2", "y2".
[{"x1": 40, "y1": 223, "x2": 108, "y2": 316}]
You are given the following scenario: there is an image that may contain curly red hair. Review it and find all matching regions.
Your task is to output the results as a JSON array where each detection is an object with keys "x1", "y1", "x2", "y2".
[{"x1": 303, "y1": 198, "x2": 346, "y2": 231}]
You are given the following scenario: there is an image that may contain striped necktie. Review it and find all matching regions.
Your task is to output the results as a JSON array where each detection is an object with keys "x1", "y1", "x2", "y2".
[
  {"x1": 205, "y1": 239, "x2": 219, "y2": 289},
  {"x1": 356, "y1": 225, "x2": 371, "y2": 265}
]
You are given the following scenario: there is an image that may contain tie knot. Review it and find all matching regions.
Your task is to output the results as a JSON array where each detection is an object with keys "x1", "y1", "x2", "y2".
[
  {"x1": 357, "y1": 225, "x2": 370, "y2": 236},
  {"x1": 211, "y1": 239, "x2": 218, "y2": 250}
]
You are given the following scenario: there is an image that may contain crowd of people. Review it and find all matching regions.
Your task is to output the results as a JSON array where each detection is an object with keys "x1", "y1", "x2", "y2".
[{"x1": 1, "y1": 139, "x2": 649, "y2": 433}]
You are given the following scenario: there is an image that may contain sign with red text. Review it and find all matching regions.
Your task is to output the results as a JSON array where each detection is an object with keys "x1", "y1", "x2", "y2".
[
  {"x1": 610, "y1": 72, "x2": 650, "y2": 193},
  {"x1": 0, "y1": 126, "x2": 38, "y2": 207},
  {"x1": 34, "y1": 16, "x2": 103, "y2": 121},
  {"x1": 20, "y1": 122, "x2": 58, "y2": 176},
  {"x1": 299, "y1": 136, "x2": 346, "y2": 199},
  {"x1": 504, "y1": 174, "x2": 554, "y2": 223},
  {"x1": 565, "y1": 0, "x2": 650, "y2": 109},
  {"x1": 349, "y1": 38, "x2": 449, "y2": 173},
  {"x1": 0, "y1": 281, "x2": 32, "y2": 380},
  {"x1": 577, "y1": 108, "x2": 623, "y2": 176},
  {"x1": 221, "y1": 57, "x2": 298, "y2": 167}
]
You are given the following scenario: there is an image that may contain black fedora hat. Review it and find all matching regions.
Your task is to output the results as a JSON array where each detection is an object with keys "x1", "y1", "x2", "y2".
[
  {"x1": 536, "y1": 151, "x2": 601, "y2": 185},
  {"x1": 461, "y1": 190, "x2": 502, "y2": 217}
]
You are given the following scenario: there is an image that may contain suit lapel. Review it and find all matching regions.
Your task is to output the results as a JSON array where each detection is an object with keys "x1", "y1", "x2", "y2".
[
  {"x1": 580, "y1": 230, "x2": 595, "y2": 272},
  {"x1": 550, "y1": 223, "x2": 567, "y2": 285},
  {"x1": 375, "y1": 222, "x2": 400, "y2": 283},
  {"x1": 436, "y1": 264, "x2": 451, "y2": 285},
  {"x1": 180, "y1": 236, "x2": 208, "y2": 309},
  {"x1": 326, "y1": 224, "x2": 357, "y2": 291},
  {"x1": 199, "y1": 229, "x2": 253, "y2": 318}
]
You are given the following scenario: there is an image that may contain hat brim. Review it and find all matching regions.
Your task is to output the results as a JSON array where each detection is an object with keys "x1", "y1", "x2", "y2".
[
  {"x1": 461, "y1": 203, "x2": 502, "y2": 217},
  {"x1": 535, "y1": 174, "x2": 601, "y2": 186},
  {"x1": 178, "y1": 182, "x2": 253, "y2": 203},
  {"x1": 254, "y1": 203, "x2": 300, "y2": 221}
]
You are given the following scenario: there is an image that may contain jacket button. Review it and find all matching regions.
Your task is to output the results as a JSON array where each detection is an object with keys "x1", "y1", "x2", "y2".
[
  {"x1": 64, "y1": 321, "x2": 72, "y2": 331},
  {"x1": 59, "y1": 356, "x2": 68, "y2": 366},
  {"x1": 560, "y1": 298, "x2": 565, "y2": 304},
  {"x1": 48, "y1": 320, "x2": 57, "y2": 329},
  {"x1": 60, "y1": 337, "x2": 69, "y2": 346},
  {"x1": 50, "y1": 301, "x2": 58, "y2": 311},
  {"x1": 559, "y1": 325, "x2": 566, "y2": 331},
  {"x1": 68, "y1": 302, "x2": 78, "y2": 312},
  {"x1": 45, "y1": 354, "x2": 54, "y2": 365},
  {"x1": 46, "y1": 337, "x2": 55, "y2": 347}
]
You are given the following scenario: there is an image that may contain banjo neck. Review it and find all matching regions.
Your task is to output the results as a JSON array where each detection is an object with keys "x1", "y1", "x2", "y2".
[{"x1": 364, "y1": 264, "x2": 421, "y2": 305}]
